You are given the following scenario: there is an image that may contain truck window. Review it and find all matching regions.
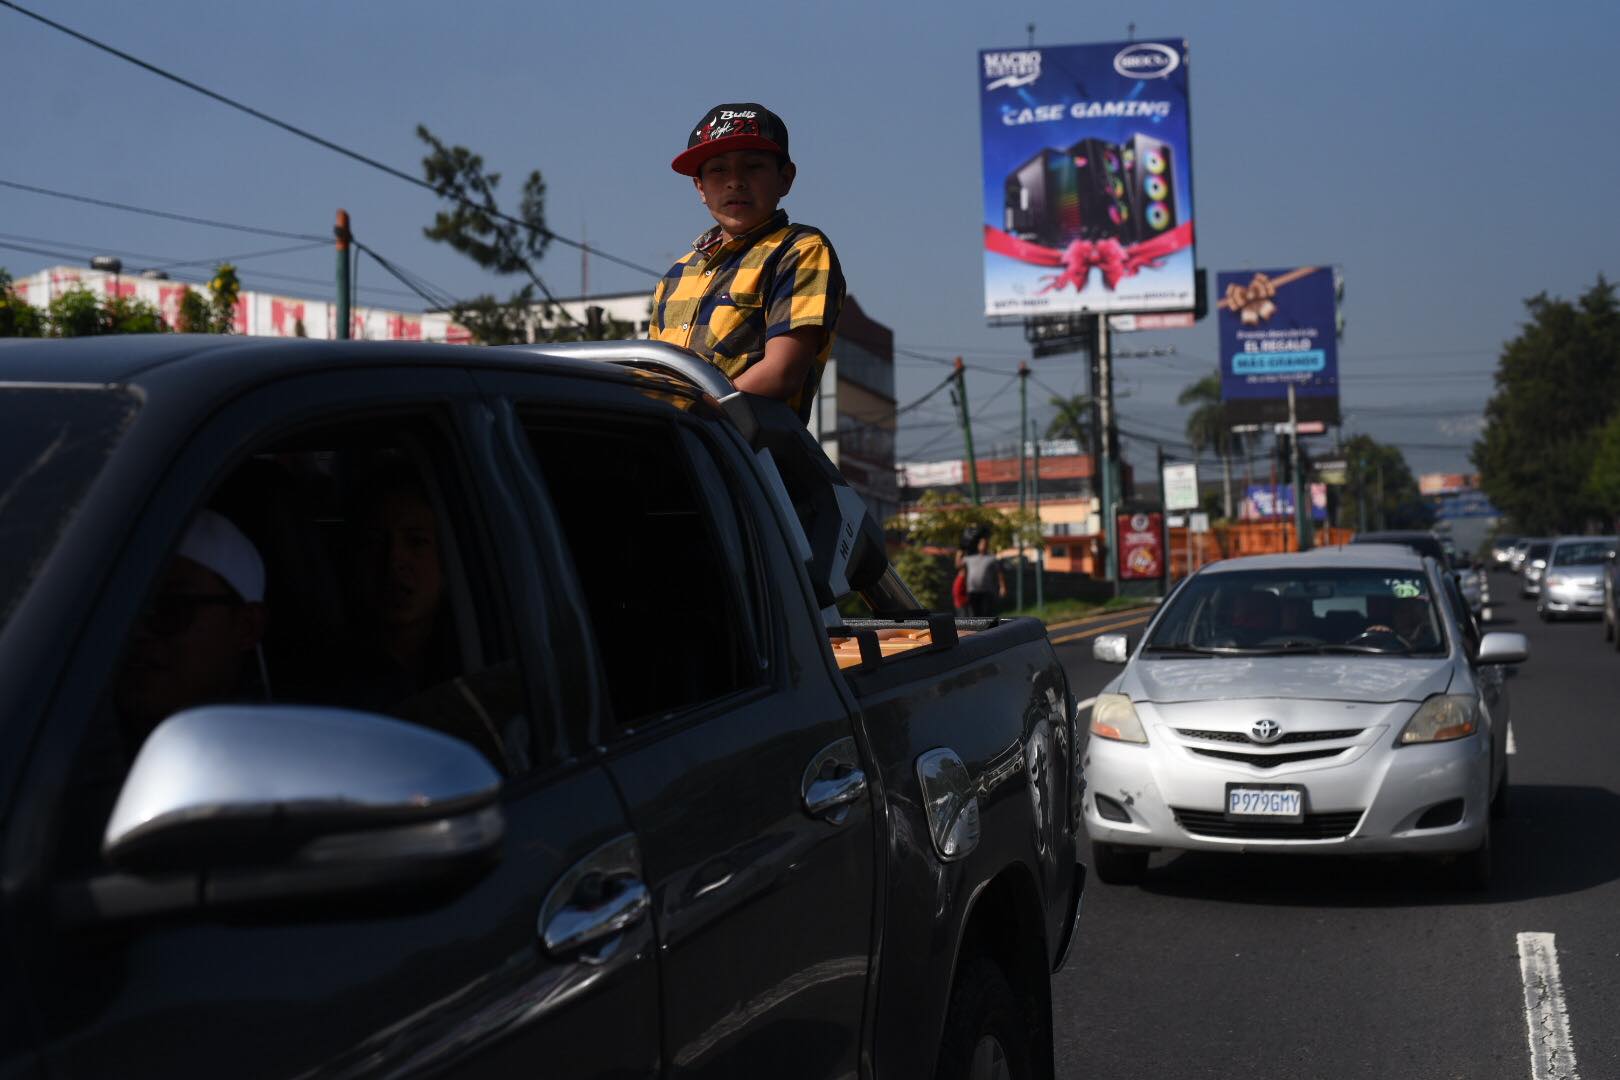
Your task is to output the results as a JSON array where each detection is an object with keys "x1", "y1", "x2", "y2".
[
  {"x1": 106, "y1": 420, "x2": 534, "y2": 775},
  {"x1": 520, "y1": 417, "x2": 762, "y2": 732}
]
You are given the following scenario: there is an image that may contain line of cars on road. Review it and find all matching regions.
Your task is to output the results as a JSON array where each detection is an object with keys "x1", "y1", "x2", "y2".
[{"x1": 1492, "y1": 534, "x2": 1620, "y2": 630}]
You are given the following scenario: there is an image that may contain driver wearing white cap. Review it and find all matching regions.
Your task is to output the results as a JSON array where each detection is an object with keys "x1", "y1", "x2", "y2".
[{"x1": 115, "y1": 509, "x2": 269, "y2": 739}]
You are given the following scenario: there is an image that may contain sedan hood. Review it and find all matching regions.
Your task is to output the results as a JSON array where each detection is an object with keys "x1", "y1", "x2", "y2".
[{"x1": 1122, "y1": 656, "x2": 1454, "y2": 704}]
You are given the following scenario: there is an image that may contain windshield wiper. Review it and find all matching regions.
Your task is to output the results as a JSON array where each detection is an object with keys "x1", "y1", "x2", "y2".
[
  {"x1": 1251, "y1": 641, "x2": 1414, "y2": 656},
  {"x1": 1141, "y1": 642, "x2": 1235, "y2": 656}
]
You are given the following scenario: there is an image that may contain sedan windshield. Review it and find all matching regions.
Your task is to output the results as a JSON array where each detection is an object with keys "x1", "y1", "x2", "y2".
[
  {"x1": 1147, "y1": 567, "x2": 1447, "y2": 656},
  {"x1": 1550, "y1": 540, "x2": 1616, "y2": 567}
]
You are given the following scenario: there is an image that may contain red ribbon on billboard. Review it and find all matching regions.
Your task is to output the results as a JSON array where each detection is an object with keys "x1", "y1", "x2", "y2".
[
  {"x1": 983, "y1": 222, "x2": 1194, "y2": 293},
  {"x1": 1117, "y1": 511, "x2": 1164, "y2": 580}
]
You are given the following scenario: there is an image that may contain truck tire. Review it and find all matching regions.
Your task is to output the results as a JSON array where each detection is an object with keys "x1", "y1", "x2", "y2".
[
  {"x1": 936, "y1": 957, "x2": 1036, "y2": 1080},
  {"x1": 1091, "y1": 840, "x2": 1149, "y2": 885}
]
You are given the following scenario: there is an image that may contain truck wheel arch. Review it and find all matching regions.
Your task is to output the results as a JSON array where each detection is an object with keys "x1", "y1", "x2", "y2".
[{"x1": 942, "y1": 864, "x2": 1054, "y2": 1080}]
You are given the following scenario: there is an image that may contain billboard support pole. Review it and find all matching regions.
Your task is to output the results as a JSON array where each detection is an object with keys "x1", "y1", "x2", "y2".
[
  {"x1": 1017, "y1": 363, "x2": 1029, "y2": 610},
  {"x1": 1096, "y1": 316, "x2": 1118, "y2": 590}
]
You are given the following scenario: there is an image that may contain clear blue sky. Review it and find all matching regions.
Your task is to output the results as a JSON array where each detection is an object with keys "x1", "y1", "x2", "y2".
[{"x1": 5, "y1": 0, "x2": 1616, "y2": 477}]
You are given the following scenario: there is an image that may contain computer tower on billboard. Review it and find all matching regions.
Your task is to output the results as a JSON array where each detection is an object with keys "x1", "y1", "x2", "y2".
[{"x1": 1123, "y1": 133, "x2": 1179, "y2": 245}]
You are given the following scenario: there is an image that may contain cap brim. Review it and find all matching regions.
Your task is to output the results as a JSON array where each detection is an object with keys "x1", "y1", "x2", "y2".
[{"x1": 671, "y1": 134, "x2": 788, "y2": 176}]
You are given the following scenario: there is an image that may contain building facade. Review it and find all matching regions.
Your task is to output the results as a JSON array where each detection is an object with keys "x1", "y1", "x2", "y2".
[
  {"x1": 6, "y1": 266, "x2": 471, "y2": 342},
  {"x1": 897, "y1": 443, "x2": 1106, "y2": 573}
]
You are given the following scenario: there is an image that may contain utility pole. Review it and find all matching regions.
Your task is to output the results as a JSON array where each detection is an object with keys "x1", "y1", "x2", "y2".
[
  {"x1": 1032, "y1": 419, "x2": 1044, "y2": 609},
  {"x1": 1156, "y1": 442, "x2": 1170, "y2": 595},
  {"x1": 335, "y1": 209, "x2": 351, "y2": 340},
  {"x1": 1095, "y1": 315, "x2": 1118, "y2": 588},
  {"x1": 1289, "y1": 385, "x2": 1313, "y2": 551},
  {"x1": 1375, "y1": 462, "x2": 1385, "y2": 530},
  {"x1": 953, "y1": 358, "x2": 982, "y2": 506},
  {"x1": 1017, "y1": 362, "x2": 1029, "y2": 609}
]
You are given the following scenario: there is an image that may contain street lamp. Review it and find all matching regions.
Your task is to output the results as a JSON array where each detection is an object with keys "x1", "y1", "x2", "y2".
[{"x1": 90, "y1": 255, "x2": 123, "y2": 297}]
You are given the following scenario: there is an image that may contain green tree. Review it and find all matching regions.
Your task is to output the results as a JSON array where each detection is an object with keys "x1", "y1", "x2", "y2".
[
  {"x1": 1343, "y1": 433, "x2": 1433, "y2": 531},
  {"x1": 415, "y1": 125, "x2": 607, "y2": 345},
  {"x1": 1584, "y1": 410, "x2": 1620, "y2": 530},
  {"x1": 888, "y1": 546, "x2": 951, "y2": 611},
  {"x1": 0, "y1": 269, "x2": 46, "y2": 337},
  {"x1": 1474, "y1": 277, "x2": 1620, "y2": 533},
  {"x1": 47, "y1": 287, "x2": 105, "y2": 337},
  {"x1": 1177, "y1": 371, "x2": 1243, "y2": 519},
  {"x1": 1044, "y1": 393, "x2": 1092, "y2": 445},
  {"x1": 886, "y1": 490, "x2": 1044, "y2": 610},
  {"x1": 176, "y1": 263, "x2": 242, "y2": 334},
  {"x1": 45, "y1": 284, "x2": 170, "y2": 337}
]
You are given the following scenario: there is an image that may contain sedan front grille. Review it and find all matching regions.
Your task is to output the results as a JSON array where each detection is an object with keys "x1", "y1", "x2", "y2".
[
  {"x1": 1176, "y1": 728, "x2": 1363, "y2": 745},
  {"x1": 1173, "y1": 808, "x2": 1364, "y2": 840},
  {"x1": 1188, "y1": 747, "x2": 1348, "y2": 768}
]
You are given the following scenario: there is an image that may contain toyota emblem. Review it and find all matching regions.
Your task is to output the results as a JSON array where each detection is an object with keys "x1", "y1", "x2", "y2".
[{"x1": 1250, "y1": 719, "x2": 1282, "y2": 744}]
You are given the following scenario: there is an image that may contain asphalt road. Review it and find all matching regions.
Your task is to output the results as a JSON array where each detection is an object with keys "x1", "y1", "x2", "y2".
[{"x1": 1048, "y1": 574, "x2": 1620, "y2": 1080}]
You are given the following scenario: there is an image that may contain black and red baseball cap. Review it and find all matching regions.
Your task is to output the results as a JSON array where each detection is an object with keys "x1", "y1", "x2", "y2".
[{"x1": 671, "y1": 103, "x2": 791, "y2": 176}]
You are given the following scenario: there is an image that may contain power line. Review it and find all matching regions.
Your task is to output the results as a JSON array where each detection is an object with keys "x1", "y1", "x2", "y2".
[
  {"x1": 0, "y1": 232, "x2": 329, "y2": 271},
  {"x1": 0, "y1": 177, "x2": 328, "y2": 242},
  {"x1": 354, "y1": 241, "x2": 459, "y2": 312},
  {"x1": 0, "y1": 1, "x2": 661, "y2": 281},
  {"x1": 0, "y1": 237, "x2": 422, "y2": 302}
]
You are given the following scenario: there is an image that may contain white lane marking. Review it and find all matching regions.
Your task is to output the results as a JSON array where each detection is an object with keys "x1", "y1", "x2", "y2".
[
  {"x1": 1518, "y1": 932, "x2": 1580, "y2": 1080},
  {"x1": 1076, "y1": 696, "x2": 1097, "y2": 714},
  {"x1": 1508, "y1": 723, "x2": 1518, "y2": 756}
]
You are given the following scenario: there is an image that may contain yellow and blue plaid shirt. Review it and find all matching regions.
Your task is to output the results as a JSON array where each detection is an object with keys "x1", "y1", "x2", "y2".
[{"x1": 650, "y1": 210, "x2": 844, "y2": 421}]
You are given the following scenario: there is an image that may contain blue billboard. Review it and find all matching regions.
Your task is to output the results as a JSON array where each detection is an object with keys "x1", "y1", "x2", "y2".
[
  {"x1": 978, "y1": 40, "x2": 1196, "y2": 318},
  {"x1": 1242, "y1": 483, "x2": 1328, "y2": 522},
  {"x1": 1217, "y1": 266, "x2": 1340, "y2": 425}
]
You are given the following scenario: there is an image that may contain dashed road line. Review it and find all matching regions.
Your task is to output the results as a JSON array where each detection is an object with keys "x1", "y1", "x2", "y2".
[
  {"x1": 1076, "y1": 696, "x2": 1097, "y2": 714},
  {"x1": 1508, "y1": 723, "x2": 1517, "y2": 756},
  {"x1": 1518, "y1": 932, "x2": 1580, "y2": 1079}
]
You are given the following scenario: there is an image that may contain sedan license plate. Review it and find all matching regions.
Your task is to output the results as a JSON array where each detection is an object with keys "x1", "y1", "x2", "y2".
[{"x1": 1226, "y1": 784, "x2": 1304, "y2": 821}]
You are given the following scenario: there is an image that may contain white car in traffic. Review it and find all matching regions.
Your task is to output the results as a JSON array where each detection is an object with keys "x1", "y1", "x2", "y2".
[{"x1": 1084, "y1": 544, "x2": 1527, "y2": 889}]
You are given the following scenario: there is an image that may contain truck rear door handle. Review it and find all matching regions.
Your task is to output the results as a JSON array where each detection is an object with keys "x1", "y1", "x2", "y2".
[
  {"x1": 539, "y1": 833, "x2": 650, "y2": 961},
  {"x1": 803, "y1": 737, "x2": 867, "y2": 823}
]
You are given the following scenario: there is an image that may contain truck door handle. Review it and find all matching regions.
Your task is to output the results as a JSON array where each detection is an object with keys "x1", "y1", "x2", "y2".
[
  {"x1": 542, "y1": 877, "x2": 650, "y2": 956},
  {"x1": 803, "y1": 737, "x2": 867, "y2": 823},
  {"x1": 539, "y1": 833, "x2": 650, "y2": 962}
]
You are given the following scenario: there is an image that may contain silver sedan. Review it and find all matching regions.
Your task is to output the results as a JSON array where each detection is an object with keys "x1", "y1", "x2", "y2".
[
  {"x1": 1536, "y1": 535, "x2": 1617, "y2": 620},
  {"x1": 1084, "y1": 544, "x2": 1527, "y2": 889}
]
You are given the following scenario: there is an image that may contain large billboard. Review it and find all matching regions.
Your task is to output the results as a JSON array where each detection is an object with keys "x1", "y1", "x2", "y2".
[
  {"x1": 1218, "y1": 267, "x2": 1340, "y2": 426},
  {"x1": 978, "y1": 40, "x2": 1196, "y2": 318}
]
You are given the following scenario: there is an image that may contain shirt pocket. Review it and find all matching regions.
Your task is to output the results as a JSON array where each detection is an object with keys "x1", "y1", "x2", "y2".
[{"x1": 706, "y1": 289, "x2": 763, "y2": 364}]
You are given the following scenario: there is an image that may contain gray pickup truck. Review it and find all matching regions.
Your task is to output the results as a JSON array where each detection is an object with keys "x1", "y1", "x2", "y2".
[{"x1": 0, "y1": 337, "x2": 1084, "y2": 1079}]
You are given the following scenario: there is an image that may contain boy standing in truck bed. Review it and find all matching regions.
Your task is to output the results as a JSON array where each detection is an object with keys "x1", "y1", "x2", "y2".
[{"x1": 651, "y1": 103, "x2": 845, "y2": 423}]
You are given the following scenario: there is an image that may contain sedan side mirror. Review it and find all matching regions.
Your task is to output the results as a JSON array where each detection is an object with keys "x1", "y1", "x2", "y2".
[
  {"x1": 1477, "y1": 631, "x2": 1529, "y2": 666},
  {"x1": 1092, "y1": 633, "x2": 1131, "y2": 664},
  {"x1": 85, "y1": 705, "x2": 504, "y2": 921}
]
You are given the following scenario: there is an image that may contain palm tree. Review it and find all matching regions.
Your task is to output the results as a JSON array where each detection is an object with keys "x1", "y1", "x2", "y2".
[
  {"x1": 1044, "y1": 393, "x2": 1093, "y2": 445},
  {"x1": 1177, "y1": 373, "x2": 1242, "y2": 518}
]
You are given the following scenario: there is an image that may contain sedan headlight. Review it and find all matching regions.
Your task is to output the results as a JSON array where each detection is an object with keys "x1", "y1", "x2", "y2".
[
  {"x1": 1544, "y1": 575, "x2": 1567, "y2": 588},
  {"x1": 1089, "y1": 693, "x2": 1148, "y2": 744},
  {"x1": 1398, "y1": 694, "x2": 1478, "y2": 744}
]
